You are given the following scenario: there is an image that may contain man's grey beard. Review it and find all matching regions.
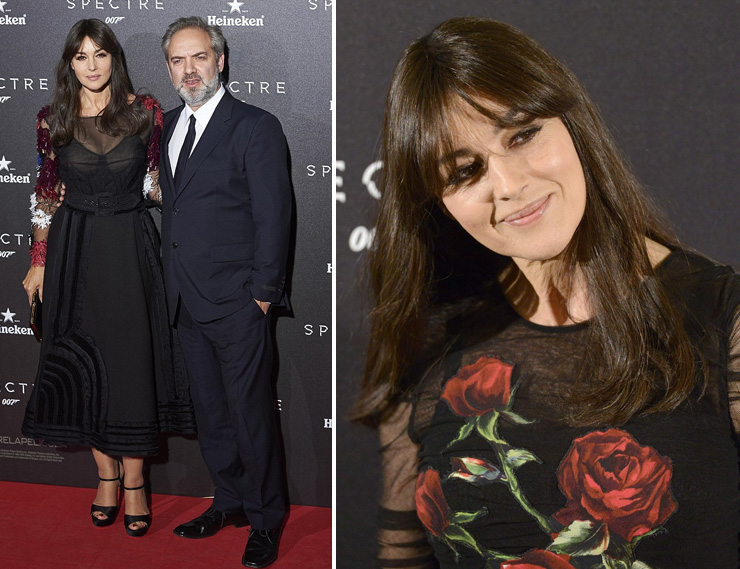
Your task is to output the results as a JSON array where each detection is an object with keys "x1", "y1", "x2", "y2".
[{"x1": 177, "y1": 71, "x2": 220, "y2": 107}]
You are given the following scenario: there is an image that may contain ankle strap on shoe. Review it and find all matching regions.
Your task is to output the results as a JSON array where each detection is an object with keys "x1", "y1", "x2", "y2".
[
  {"x1": 98, "y1": 476, "x2": 120, "y2": 482},
  {"x1": 123, "y1": 484, "x2": 145, "y2": 491}
]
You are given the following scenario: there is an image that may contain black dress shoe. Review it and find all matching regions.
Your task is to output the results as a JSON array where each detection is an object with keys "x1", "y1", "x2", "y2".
[
  {"x1": 173, "y1": 506, "x2": 249, "y2": 539},
  {"x1": 242, "y1": 527, "x2": 281, "y2": 568}
]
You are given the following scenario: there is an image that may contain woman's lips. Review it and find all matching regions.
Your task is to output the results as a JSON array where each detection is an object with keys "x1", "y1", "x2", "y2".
[{"x1": 501, "y1": 194, "x2": 551, "y2": 226}]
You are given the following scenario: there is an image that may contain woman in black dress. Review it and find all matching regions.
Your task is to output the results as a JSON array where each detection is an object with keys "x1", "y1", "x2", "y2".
[
  {"x1": 356, "y1": 18, "x2": 740, "y2": 568},
  {"x1": 21, "y1": 19, "x2": 194, "y2": 537}
]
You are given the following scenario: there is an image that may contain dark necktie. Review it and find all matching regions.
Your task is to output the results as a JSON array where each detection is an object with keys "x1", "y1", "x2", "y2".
[{"x1": 174, "y1": 114, "x2": 196, "y2": 190}]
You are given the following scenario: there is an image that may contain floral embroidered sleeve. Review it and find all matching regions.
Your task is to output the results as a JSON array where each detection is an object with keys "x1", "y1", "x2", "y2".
[
  {"x1": 29, "y1": 106, "x2": 61, "y2": 267},
  {"x1": 377, "y1": 402, "x2": 437, "y2": 569},
  {"x1": 139, "y1": 95, "x2": 163, "y2": 204},
  {"x1": 726, "y1": 304, "x2": 740, "y2": 434}
]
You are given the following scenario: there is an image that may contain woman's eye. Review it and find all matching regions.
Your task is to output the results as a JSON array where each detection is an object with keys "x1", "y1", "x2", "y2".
[
  {"x1": 75, "y1": 55, "x2": 86, "y2": 61},
  {"x1": 96, "y1": 52, "x2": 108, "y2": 58},
  {"x1": 509, "y1": 125, "x2": 542, "y2": 147},
  {"x1": 447, "y1": 161, "x2": 482, "y2": 186}
]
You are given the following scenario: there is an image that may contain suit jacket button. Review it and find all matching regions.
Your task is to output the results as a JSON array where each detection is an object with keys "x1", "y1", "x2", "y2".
[
  {"x1": 171, "y1": 242, "x2": 178, "y2": 249},
  {"x1": 173, "y1": 208, "x2": 180, "y2": 215}
]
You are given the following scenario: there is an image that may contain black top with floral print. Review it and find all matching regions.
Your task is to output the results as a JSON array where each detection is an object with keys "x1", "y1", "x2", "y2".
[{"x1": 378, "y1": 250, "x2": 740, "y2": 569}]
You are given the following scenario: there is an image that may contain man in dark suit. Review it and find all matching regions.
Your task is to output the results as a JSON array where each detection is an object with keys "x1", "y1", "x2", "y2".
[{"x1": 160, "y1": 17, "x2": 291, "y2": 568}]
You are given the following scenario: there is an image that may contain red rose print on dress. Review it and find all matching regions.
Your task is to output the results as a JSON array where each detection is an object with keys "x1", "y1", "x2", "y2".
[
  {"x1": 442, "y1": 356, "x2": 549, "y2": 537},
  {"x1": 442, "y1": 355, "x2": 512, "y2": 417},
  {"x1": 501, "y1": 550, "x2": 575, "y2": 569},
  {"x1": 415, "y1": 468, "x2": 490, "y2": 557},
  {"x1": 554, "y1": 428, "x2": 677, "y2": 542},
  {"x1": 415, "y1": 468, "x2": 451, "y2": 536}
]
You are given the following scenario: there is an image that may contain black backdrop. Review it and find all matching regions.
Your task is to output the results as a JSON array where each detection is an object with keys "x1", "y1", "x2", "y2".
[
  {"x1": 0, "y1": 0, "x2": 332, "y2": 508},
  {"x1": 336, "y1": 1, "x2": 740, "y2": 565}
]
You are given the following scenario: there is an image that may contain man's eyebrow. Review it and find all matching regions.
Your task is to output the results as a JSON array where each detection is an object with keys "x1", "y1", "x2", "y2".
[{"x1": 171, "y1": 51, "x2": 208, "y2": 59}]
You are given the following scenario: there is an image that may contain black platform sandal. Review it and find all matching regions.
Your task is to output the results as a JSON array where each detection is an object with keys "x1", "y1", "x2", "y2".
[
  {"x1": 123, "y1": 483, "x2": 151, "y2": 537},
  {"x1": 90, "y1": 475, "x2": 121, "y2": 527}
]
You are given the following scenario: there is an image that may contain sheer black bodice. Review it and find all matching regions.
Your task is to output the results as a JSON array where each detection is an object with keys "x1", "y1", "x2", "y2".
[{"x1": 60, "y1": 115, "x2": 151, "y2": 192}]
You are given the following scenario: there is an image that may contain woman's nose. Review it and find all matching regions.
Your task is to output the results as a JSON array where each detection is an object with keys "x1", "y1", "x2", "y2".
[{"x1": 488, "y1": 156, "x2": 525, "y2": 202}]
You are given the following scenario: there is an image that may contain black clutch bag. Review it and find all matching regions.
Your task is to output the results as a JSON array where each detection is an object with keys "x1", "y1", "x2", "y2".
[{"x1": 30, "y1": 290, "x2": 42, "y2": 342}]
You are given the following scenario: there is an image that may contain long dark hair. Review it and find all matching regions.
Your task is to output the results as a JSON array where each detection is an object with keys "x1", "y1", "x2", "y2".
[
  {"x1": 48, "y1": 18, "x2": 148, "y2": 147},
  {"x1": 356, "y1": 17, "x2": 699, "y2": 427}
]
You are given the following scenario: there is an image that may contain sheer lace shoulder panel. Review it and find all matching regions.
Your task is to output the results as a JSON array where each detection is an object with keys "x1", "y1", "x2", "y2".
[{"x1": 378, "y1": 401, "x2": 436, "y2": 569}]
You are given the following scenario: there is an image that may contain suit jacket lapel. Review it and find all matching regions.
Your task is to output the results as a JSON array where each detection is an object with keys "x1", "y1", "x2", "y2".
[{"x1": 175, "y1": 93, "x2": 234, "y2": 197}]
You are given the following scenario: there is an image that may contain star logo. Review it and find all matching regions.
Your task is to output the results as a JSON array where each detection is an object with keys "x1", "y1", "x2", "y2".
[
  {"x1": 1, "y1": 308, "x2": 15, "y2": 323},
  {"x1": 0, "y1": 156, "x2": 11, "y2": 172},
  {"x1": 227, "y1": 0, "x2": 244, "y2": 13},
  {"x1": 0, "y1": 2, "x2": 7, "y2": 14}
]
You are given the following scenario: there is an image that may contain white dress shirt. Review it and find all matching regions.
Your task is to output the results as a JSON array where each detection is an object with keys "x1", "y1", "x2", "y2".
[{"x1": 168, "y1": 85, "x2": 227, "y2": 177}]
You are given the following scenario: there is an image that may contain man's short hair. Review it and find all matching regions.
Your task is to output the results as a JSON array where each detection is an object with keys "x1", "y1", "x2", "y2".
[{"x1": 161, "y1": 16, "x2": 226, "y2": 59}]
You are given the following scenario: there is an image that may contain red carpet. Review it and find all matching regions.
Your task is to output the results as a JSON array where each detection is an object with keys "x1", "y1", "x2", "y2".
[{"x1": 0, "y1": 481, "x2": 331, "y2": 569}]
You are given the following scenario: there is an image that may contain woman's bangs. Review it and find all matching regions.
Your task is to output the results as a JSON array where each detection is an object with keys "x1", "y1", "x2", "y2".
[{"x1": 414, "y1": 93, "x2": 462, "y2": 199}]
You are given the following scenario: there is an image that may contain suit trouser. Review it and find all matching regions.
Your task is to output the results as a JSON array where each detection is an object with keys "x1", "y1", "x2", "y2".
[{"x1": 176, "y1": 299, "x2": 286, "y2": 530}]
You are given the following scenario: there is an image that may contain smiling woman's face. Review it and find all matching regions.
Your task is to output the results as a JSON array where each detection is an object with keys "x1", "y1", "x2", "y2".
[{"x1": 439, "y1": 102, "x2": 587, "y2": 265}]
